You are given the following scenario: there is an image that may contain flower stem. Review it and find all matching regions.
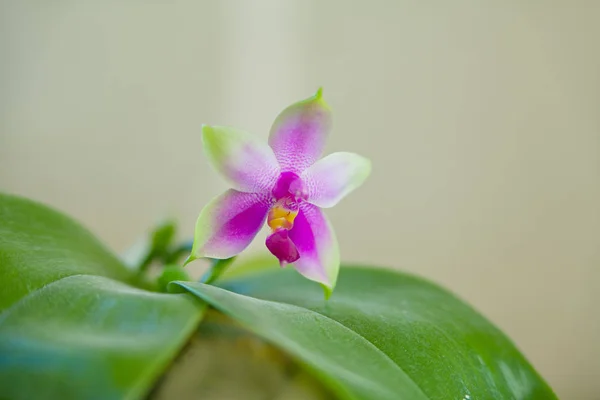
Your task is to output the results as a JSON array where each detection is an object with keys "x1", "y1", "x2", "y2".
[{"x1": 201, "y1": 257, "x2": 236, "y2": 285}]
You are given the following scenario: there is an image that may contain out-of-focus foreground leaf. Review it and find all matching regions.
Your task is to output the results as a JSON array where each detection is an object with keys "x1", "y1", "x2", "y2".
[
  {"x1": 174, "y1": 263, "x2": 558, "y2": 400},
  {"x1": 0, "y1": 193, "x2": 205, "y2": 399}
]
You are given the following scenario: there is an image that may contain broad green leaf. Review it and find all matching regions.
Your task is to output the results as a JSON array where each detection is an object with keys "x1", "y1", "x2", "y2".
[
  {"x1": 0, "y1": 193, "x2": 135, "y2": 310},
  {"x1": 174, "y1": 266, "x2": 557, "y2": 400},
  {"x1": 0, "y1": 275, "x2": 204, "y2": 400},
  {"x1": 0, "y1": 193, "x2": 205, "y2": 399},
  {"x1": 174, "y1": 281, "x2": 429, "y2": 400}
]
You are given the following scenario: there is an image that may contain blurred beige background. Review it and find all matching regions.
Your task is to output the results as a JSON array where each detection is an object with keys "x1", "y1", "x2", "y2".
[{"x1": 1, "y1": 1, "x2": 599, "y2": 398}]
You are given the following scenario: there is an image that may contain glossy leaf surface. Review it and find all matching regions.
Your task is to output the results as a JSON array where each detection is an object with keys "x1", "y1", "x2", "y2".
[
  {"x1": 0, "y1": 194, "x2": 205, "y2": 399},
  {"x1": 174, "y1": 264, "x2": 557, "y2": 400}
]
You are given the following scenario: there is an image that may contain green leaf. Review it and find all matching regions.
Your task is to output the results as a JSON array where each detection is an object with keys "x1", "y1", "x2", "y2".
[
  {"x1": 0, "y1": 193, "x2": 205, "y2": 399},
  {"x1": 0, "y1": 275, "x2": 204, "y2": 400},
  {"x1": 174, "y1": 266, "x2": 557, "y2": 400},
  {"x1": 0, "y1": 193, "x2": 135, "y2": 311}
]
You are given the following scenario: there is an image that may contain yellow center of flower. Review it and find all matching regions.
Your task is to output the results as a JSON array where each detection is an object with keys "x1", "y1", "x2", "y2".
[{"x1": 267, "y1": 198, "x2": 299, "y2": 231}]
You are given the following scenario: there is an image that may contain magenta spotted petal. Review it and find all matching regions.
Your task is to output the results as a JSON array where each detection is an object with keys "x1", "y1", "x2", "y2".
[
  {"x1": 202, "y1": 125, "x2": 280, "y2": 193},
  {"x1": 268, "y1": 88, "x2": 332, "y2": 174},
  {"x1": 188, "y1": 89, "x2": 370, "y2": 295}
]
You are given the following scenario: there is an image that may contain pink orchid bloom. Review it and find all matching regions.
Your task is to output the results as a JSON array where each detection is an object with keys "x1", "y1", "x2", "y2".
[{"x1": 186, "y1": 89, "x2": 371, "y2": 295}]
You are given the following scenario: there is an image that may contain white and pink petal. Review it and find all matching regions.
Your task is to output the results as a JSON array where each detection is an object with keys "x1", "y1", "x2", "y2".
[
  {"x1": 288, "y1": 203, "x2": 340, "y2": 296},
  {"x1": 302, "y1": 152, "x2": 371, "y2": 208},
  {"x1": 186, "y1": 189, "x2": 271, "y2": 263},
  {"x1": 268, "y1": 89, "x2": 332, "y2": 174},
  {"x1": 202, "y1": 125, "x2": 280, "y2": 193}
]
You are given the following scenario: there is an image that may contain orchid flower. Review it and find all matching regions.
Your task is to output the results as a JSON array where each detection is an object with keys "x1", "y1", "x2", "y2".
[{"x1": 186, "y1": 89, "x2": 371, "y2": 296}]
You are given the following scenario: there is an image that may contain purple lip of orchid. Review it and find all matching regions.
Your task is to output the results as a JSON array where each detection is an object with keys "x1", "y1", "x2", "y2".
[{"x1": 185, "y1": 88, "x2": 371, "y2": 296}]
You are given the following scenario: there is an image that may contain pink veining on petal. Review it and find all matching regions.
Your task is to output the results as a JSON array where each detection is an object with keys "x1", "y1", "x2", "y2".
[
  {"x1": 202, "y1": 126, "x2": 280, "y2": 194},
  {"x1": 226, "y1": 142, "x2": 280, "y2": 193},
  {"x1": 266, "y1": 228, "x2": 300, "y2": 266},
  {"x1": 268, "y1": 98, "x2": 332, "y2": 174},
  {"x1": 301, "y1": 152, "x2": 371, "y2": 208}
]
